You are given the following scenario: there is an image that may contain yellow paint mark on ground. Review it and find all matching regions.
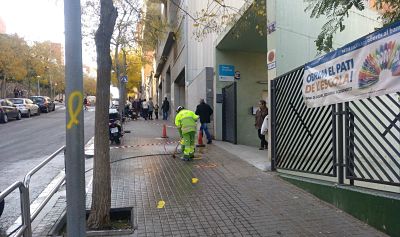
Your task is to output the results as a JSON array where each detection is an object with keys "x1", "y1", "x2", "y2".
[
  {"x1": 191, "y1": 178, "x2": 199, "y2": 184},
  {"x1": 157, "y1": 200, "x2": 166, "y2": 209}
]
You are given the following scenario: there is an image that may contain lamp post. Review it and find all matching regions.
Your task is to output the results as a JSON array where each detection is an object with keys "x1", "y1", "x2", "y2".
[
  {"x1": 36, "y1": 76, "x2": 41, "y2": 95},
  {"x1": 54, "y1": 82, "x2": 58, "y2": 100}
]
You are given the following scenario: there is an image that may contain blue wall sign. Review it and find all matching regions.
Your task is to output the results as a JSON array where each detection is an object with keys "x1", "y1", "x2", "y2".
[{"x1": 218, "y1": 65, "x2": 235, "y2": 81}]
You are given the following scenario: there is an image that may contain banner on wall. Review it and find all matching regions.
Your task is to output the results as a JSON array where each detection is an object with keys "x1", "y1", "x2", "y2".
[{"x1": 303, "y1": 21, "x2": 400, "y2": 107}]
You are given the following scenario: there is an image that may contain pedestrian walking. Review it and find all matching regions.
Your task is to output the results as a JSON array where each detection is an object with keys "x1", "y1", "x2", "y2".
[
  {"x1": 255, "y1": 100, "x2": 268, "y2": 150},
  {"x1": 154, "y1": 104, "x2": 159, "y2": 120},
  {"x1": 84, "y1": 97, "x2": 88, "y2": 110},
  {"x1": 142, "y1": 99, "x2": 149, "y2": 120},
  {"x1": 175, "y1": 106, "x2": 199, "y2": 161},
  {"x1": 148, "y1": 98, "x2": 154, "y2": 120},
  {"x1": 125, "y1": 99, "x2": 132, "y2": 118},
  {"x1": 161, "y1": 97, "x2": 170, "y2": 120},
  {"x1": 14, "y1": 87, "x2": 18, "y2": 98},
  {"x1": 195, "y1": 99, "x2": 213, "y2": 144}
]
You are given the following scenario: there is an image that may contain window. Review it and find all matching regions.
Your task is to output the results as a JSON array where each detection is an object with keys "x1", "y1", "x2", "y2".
[{"x1": 10, "y1": 98, "x2": 23, "y2": 104}]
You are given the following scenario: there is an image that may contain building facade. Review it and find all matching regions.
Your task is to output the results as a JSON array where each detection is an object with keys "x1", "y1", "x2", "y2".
[{"x1": 152, "y1": 0, "x2": 380, "y2": 147}]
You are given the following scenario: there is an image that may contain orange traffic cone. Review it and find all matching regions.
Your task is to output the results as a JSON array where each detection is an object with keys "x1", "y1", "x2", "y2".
[
  {"x1": 196, "y1": 129, "x2": 205, "y2": 147},
  {"x1": 161, "y1": 124, "x2": 168, "y2": 138}
]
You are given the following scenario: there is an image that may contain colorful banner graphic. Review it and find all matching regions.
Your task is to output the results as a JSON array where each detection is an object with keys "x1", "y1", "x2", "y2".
[{"x1": 303, "y1": 21, "x2": 400, "y2": 107}]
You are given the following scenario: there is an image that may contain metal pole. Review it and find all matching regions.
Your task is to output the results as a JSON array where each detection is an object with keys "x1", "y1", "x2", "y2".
[
  {"x1": 20, "y1": 185, "x2": 32, "y2": 237},
  {"x1": 64, "y1": 0, "x2": 86, "y2": 236},
  {"x1": 332, "y1": 104, "x2": 337, "y2": 178},
  {"x1": 337, "y1": 103, "x2": 344, "y2": 185},
  {"x1": 270, "y1": 79, "x2": 277, "y2": 171}
]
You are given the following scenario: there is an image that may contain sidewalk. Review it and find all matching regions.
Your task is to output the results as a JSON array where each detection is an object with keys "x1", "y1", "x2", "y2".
[{"x1": 34, "y1": 119, "x2": 386, "y2": 236}]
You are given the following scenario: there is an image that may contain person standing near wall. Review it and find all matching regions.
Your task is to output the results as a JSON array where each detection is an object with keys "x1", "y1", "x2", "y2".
[
  {"x1": 154, "y1": 104, "x2": 159, "y2": 120},
  {"x1": 255, "y1": 100, "x2": 268, "y2": 150},
  {"x1": 84, "y1": 97, "x2": 88, "y2": 110},
  {"x1": 195, "y1": 99, "x2": 213, "y2": 144},
  {"x1": 175, "y1": 106, "x2": 199, "y2": 161},
  {"x1": 161, "y1": 97, "x2": 170, "y2": 120},
  {"x1": 148, "y1": 98, "x2": 154, "y2": 120},
  {"x1": 142, "y1": 98, "x2": 149, "y2": 120}
]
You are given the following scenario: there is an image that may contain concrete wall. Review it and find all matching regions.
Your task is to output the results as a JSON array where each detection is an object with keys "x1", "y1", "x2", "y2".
[
  {"x1": 271, "y1": 0, "x2": 381, "y2": 76},
  {"x1": 187, "y1": 69, "x2": 207, "y2": 111},
  {"x1": 215, "y1": 50, "x2": 268, "y2": 147},
  {"x1": 185, "y1": 0, "x2": 246, "y2": 110},
  {"x1": 156, "y1": 0, "x2": 249, "y2": 120},
  {"x1": 187, "y1": 67, "x2": 215, "y2": 135},
  {"x1": 265, "y1": 0, "x2": 382, "y2": 165}
]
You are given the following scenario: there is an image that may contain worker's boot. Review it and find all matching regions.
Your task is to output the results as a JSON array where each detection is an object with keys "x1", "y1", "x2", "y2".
[
  {"x1": 187, "y1": 153, "x2": 194, "y2": 161},
  {"x1": 181, "y1": 154, "x2": 190, "y2": 161}
]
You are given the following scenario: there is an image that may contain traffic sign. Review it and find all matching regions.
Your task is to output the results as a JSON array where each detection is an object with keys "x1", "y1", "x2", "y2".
[{"x1": 120, "y1": 75, "x2": 128, "y2": 83}]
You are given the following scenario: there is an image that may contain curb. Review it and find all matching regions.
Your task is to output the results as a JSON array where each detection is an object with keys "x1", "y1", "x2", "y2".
[{"x1": 84, "y1": 136, "x2": 95, "y2": 158}]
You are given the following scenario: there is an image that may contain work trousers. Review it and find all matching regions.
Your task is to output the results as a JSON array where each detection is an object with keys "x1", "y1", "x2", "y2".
[{"x1": 182, "y1": 131, "x2": 196, "y2": 158}]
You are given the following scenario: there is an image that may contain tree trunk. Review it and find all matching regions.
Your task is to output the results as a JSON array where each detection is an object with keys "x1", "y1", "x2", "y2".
[
  {"x1": 2, "y1": 74, "x2": 7, "y2": 98},
  {"x1": 28, "y1": 77, "x2": 31, "y2": 97},
  {"x1": 0, "y1": 76, "x2": 3, "y2": 98},
  {"x1": 87, "y1": 0, "x2": 117, "y2": 230}
]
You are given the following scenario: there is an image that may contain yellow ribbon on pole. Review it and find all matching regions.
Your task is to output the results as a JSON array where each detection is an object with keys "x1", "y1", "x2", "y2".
[{"x1": 67, "y1": 91, "x2": 83, "y2": 129}]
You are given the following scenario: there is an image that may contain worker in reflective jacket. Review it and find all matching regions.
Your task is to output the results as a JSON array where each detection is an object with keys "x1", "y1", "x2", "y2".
[{"x1": 175, "y1": 106, "x2": 199, "y2": 161}]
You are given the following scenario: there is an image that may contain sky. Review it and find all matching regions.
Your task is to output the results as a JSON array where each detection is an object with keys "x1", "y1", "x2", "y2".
[
  {"x1": 0, "y1": 0, "x2": 64, "y2": 43},
  {"x1": 0, "y1": 0, "x2": 96, "y2": 67}
]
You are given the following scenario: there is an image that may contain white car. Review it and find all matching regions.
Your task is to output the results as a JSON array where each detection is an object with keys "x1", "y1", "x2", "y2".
[{"x1": 8, "y1": 98, "x2": 40, "y2": 117}]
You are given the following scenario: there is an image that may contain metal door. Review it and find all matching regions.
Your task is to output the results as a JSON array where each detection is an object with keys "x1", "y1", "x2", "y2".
[
  {"x1": 344, "y1": 94, "x2": 400, "y2": 186},
  {"x1": 222, "y1": 82, "x2": 237, "y2": 144},
  {"x1": 270, "y1": 67, "x2": 337, "y2": 176}
]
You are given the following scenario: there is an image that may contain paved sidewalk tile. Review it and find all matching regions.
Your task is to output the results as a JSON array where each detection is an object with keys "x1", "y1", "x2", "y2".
[
  {"x1": 88, "y1": 120, "x2": 387, "y2": 237},
  {"x1": 35, "y1": 119, "x2": 387, "y2": 236}
]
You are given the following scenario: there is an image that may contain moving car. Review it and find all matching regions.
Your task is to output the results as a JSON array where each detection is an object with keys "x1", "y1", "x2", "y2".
[
  {"x1": 30, "y1": 96, "x2": 55, "y2": 113},
  {"x1": 8, "y1": 98, "x2": 40, "y2": 117},
  {"x1": 0, "y1": 99, "x2": 22, "y2": 123}
]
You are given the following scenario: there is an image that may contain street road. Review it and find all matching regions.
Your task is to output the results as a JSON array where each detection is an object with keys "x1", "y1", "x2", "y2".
[{"x1": 0, "y1": 104, "x2": 95, "y2": 232}]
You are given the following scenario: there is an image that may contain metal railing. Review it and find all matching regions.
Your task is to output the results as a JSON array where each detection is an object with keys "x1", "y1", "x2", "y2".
[
  {"x1": 0, "y1": 182, "x2": 30, "y2": 237},
  {"x1": 271, "y1": 65, "x2": 400, "y2": 188},
  {"x1": 0, "y1": 146, "x2": 65, "y2": 237}
]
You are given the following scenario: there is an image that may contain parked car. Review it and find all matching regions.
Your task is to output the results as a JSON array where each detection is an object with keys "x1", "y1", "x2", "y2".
[
  {"x1": 0, "y1": 99, "x2": 22, "y2": 123},
  {"x1": 30, "y1": 96, "x2": 55, "y2": 113},
  {"x1": 8, "y1": 98, "x2": 40, "y2": 117}
]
